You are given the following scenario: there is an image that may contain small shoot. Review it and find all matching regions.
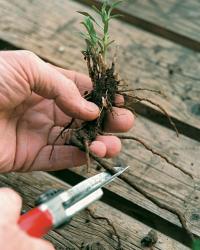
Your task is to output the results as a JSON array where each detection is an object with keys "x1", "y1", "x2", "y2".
[{"x1": 78, "y1": 1, "x2": 123, "y2": 61}]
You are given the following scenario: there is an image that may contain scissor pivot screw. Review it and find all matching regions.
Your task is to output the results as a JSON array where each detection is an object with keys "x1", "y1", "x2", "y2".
[{"x1": 35, "y1": 189, "x2": 64, "y2": 206}]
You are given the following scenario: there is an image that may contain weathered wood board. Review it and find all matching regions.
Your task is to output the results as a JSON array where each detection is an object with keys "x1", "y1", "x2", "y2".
[
  {"x1": 0, "y1": 0, "x2": 200, "y2": 130},
  {"x1": 0, "y1": 172, "x2": 190, "y2": 250}
]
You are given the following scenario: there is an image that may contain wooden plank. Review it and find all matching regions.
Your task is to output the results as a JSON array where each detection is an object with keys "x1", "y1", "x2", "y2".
[
  {"x1": 0, "y1": 172, "x2": 189, "y2": 250},
  {"x1": 91, "y1": 0, "x2": 200, "y2": 51},
  {"x1": 0, "y1": 0, "x2": 200, "y2": 132}
]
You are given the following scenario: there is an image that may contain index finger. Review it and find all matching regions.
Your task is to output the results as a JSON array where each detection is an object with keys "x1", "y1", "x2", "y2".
[{"x1": 51, "y1": 66, "x2": 92, "y2": 95}]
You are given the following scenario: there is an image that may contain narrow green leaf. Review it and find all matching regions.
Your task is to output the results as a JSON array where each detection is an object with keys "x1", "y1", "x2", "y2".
[
  {"x1": 108, "y1": 0, "x2": 124, "y2": 16},
  {"x1": 77, "y1": 11, "x2": 96, "y2": 22},
  {"x1": 79, "y1": 31, "x2": 88, "y2": 39},
  {"x1": 193, "y1": 240, "x2": 200, "y2": 250},
  {"x1": 77, "y1": 11, "x2": 101, "y2": 27},
  {"x1": 98, "y1": 40, "x2": 104, "y2": 51},
  {"x1": 101, "y1": 1, "x2": 108, "y2": 13},
  {"x1": 80, "y1": 21, "x2": 90, "y2": 34},
  {"x1": 110, "y1": 14, "x2": 123, "y2": 19},
  {"x1": 81, "y1": 17, "x2": 97, "y2": 40},
  {"x1": 107, "y1": 39, "x2": 115, "y2": 47}
]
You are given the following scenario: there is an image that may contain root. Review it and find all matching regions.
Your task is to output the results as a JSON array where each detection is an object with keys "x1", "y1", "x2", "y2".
[
  {"x1": 117, "y1": 134, "x2": 193, "y2": 179},
  {"x1": 84, "y1": 140, "x2": 91, "y2": 172},
  {"x1": 126, "y1": 95, "x2": 179, "y2": 137},
  {"x1": 88, "y1": 152, "x2": 194, "y2": 242},
  {"x1": 86, "y1": 208, "x2": 122, "y2": 250},
  {"x1": 49, "y1": 118, "x2": 75, "y2": 159},
  {"x1": 118, "y1": 88, "x2": 166, "y2": 97}
]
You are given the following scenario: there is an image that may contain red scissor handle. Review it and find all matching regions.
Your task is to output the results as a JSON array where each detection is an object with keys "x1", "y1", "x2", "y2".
[{"x1": 18, "y1": 207, "x2": 53, "y2": 238}]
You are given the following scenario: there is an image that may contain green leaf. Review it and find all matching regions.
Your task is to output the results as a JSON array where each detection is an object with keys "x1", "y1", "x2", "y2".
[
  {"x1": 81, "y1": 17, "x2": 97, "y2": 39},
  {"x1": 98, "y1": 40, "x2": 104, "y2": 51},
  {"x1": 78, "y1": 11, "x2": 96, "y2": 22},
  {"x1": 107, "y1": 39, "x2": 115, "y2": 47},
  {"x1": 80, "y1": 22, "x2": 88, "y2": 33},
  {"x1": 108, "y1": 0, "x2": 124, "y2": 16},
  {"x1": 110, "y1": 14, "x2": 123, "y2": 19},
  {"x1": 77, "y1": 11, "x2": 101, "y2": 27},
  {"x1": 101, "y1": 1, "x2": 108, "y2": 13},
  {"x1": 79, "y1": 31, "x2": 88, "y2": 39},
  {"x1": 193, "y1": 240, "x2": 200, "y2": 250},
  {"x1": 80, "y1": 20, "x2": 90, "y2": 34}
]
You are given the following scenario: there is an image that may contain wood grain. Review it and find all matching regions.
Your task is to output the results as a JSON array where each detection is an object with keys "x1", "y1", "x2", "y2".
[
  {"x1": 0, "y1": 172, "x2": 189, "y2": 250},
  {"x1": 0, "y1": 0, "x2": 199, "y2": 130}
]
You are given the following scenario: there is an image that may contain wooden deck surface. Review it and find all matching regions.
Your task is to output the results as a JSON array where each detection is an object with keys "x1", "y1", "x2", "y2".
[{"x1": 0, "y1": 0, "x2": 200, "y2": 249}]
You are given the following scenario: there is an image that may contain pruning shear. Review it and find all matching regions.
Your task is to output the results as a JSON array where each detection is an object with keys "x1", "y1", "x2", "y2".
[{"x1": 18, "y1": 166, "x2": 128, "y2": 238}]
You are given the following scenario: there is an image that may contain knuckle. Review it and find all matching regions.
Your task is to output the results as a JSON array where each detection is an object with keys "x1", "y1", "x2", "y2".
[
  {"x1": 17, "y1": 50, "x2": 42, "y2": 86},
  {"x1": 0, "y1": 50, "x2": 37, "y2": 61},
  {"x1": 17, "y1": 50, "x2": 40, "y2": 68},
  {"x1": 19, "y1": 50, "x2": 37, "y2": 59}
]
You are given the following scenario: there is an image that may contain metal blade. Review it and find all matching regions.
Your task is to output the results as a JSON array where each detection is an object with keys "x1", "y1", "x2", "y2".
[{"x1": 61, "y1": 166, "x2": 129, "y2": 208}]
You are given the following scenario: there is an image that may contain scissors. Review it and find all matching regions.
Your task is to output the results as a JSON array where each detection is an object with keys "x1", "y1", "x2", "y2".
[{"x1": 18, "y1": 166, "x2": 128, "y2": 238}]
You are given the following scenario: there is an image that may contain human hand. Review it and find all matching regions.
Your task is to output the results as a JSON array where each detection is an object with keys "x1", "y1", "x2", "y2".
[
  {"x1": 0, "y1": 188, "x2": 55, "y2": 250},
  {"x1": 0, "y1": 50, "x2": 134, "y2": 172}
]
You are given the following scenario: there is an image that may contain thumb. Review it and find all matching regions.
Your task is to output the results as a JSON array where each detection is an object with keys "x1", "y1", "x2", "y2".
[
  {"x1": 0, "y1": 188, "x2": 22, "y2": 223},
  {"x1": 19, "y1": 50, "x2": 99, "y2": 121}
]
